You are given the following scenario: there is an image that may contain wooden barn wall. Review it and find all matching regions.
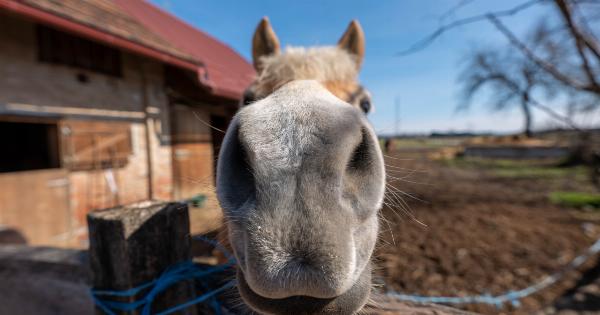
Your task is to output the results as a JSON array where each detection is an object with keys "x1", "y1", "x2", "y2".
[
  {"x1": 0, "y1": 12, "x2": 174, "y2": 247},
  {"x1": 170, "y1": 104, "x2": 214, "y2": 199},
  {"x1": 65, "y1": 121, "x2": 150, "y2": 240},
  {"x1": 0, "y1": 169, "x2": 70, "y2": 245},
  {"x1": 169, "y1": 104, "x2": 223, "y2": 236},
  {"x1": 0, "y1": 12, "x2": 167, "y2": 115}
]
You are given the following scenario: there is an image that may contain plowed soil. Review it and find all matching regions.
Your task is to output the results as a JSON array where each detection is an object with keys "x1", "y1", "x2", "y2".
[{"x1": 376, "y1": 149, "x2": 600, "y2": 315}]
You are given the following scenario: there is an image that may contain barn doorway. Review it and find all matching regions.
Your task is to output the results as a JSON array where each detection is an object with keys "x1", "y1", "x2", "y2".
[
  {"x1": 0, "y1": 117, "x2": 70, "y2": 246},
  {"x1": 0, "y1": 120, "x2": 60, "y2": 173}
]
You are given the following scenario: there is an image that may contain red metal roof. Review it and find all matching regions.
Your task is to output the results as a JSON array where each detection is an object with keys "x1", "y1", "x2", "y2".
[{"x1": 0, "y1": 0, "x2": 255, "y2": 100}]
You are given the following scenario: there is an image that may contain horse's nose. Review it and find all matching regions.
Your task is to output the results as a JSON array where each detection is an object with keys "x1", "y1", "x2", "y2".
[
  {"x1": 215, "y1": 114, "x2": 361, "y2": 300},
  {"x1": 216, "y1": 80, "x2": 384, "y2": 301},
  {"x1": 216, "y1": 81, "x2": 370, "y2": 215}
]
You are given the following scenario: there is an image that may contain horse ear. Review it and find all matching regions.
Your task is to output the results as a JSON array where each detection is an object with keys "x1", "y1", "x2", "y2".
[
  {"x1": 252, "y1": 17, "x2": 280, "y2": 72},
  {"x1": 337, "y1": 20, "x2": 365, "y2": 69}
]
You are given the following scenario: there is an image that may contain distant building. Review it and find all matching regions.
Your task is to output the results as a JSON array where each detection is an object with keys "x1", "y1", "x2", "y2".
[{"x1": 0, "y1": 0, "x2": 255, "y2": 246}]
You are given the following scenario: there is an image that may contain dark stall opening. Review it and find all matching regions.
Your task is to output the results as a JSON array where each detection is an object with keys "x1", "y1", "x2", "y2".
[{"x1": 0, "y1": 121, "x2": 60, "y2": 173}]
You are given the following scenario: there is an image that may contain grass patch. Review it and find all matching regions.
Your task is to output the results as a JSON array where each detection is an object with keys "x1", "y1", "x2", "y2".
[
  {"x1": 440, "y1": 157, "x2": 586, "y2": 179},
  {"x1": 549, "y1": 191, "x2": 600, "y2": 208},
  {"x1": 492, "y1": 166, "x2": 583, "y2": 179},
  {"x1": 382, "y1": 138, "x2": 463, "y2": 149}
]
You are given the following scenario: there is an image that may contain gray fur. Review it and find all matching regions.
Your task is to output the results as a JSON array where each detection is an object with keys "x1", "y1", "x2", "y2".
[{"x1": 217, "y1": 80, "x2": 385, "y2": 314}]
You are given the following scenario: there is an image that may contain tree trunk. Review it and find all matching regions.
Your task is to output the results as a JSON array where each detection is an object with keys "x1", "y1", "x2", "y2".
[{"x1": 521, "y1": 94, "x2": 533, "y2": 138}]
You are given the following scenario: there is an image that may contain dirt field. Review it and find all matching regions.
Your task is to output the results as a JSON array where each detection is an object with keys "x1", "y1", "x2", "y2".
[{"x1": 376, "y1": 145, "x2": 600, "y2": 315}]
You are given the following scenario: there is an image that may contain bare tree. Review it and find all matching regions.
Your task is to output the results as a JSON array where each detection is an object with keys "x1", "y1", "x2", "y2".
[
  {"x1": 486, "y1": 5, "x2": 600, "y2": 111},
  {"x1": 459, "y1": 48, "x2": 546, "y2": 137},
  {"x1": 401, "y1": 0, "x2": 600, "y2": 126},
  {"x1": 403, "y1": 0, "x2": 600, "y2": 181}
]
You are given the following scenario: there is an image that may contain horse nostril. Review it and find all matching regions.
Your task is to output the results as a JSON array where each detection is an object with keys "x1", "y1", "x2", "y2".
[
  {"x1": 346, "y1": 128, "x2": 372, "y2": 172},
  {"x1": 216, "y1": 117, "x2": 256, "y2": 212}
]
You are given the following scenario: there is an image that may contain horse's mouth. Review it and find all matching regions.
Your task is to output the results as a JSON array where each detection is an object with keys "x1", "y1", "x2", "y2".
[{"x1": 236, "y1": 266, "x2": 371, "y2": 315}]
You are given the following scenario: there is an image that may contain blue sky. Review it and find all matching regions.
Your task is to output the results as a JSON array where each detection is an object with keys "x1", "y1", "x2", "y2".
[{"x1": 151, "y1": 0, "x2": 571, "y2": 135}]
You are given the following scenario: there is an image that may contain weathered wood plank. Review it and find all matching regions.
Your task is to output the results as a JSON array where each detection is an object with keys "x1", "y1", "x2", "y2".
[{"x1": 87, "y1": 201, "x2": 195, "y2": 315}]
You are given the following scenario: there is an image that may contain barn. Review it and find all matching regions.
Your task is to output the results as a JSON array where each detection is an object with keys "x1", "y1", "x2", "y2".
[{"x1": 0, "y1": 0, "x2": 255, "y2": 247}]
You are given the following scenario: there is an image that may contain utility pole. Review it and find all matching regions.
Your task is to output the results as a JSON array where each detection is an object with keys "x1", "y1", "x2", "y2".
[{"x1": 394, "y1": 96, "x2": 401, "y2": 136}]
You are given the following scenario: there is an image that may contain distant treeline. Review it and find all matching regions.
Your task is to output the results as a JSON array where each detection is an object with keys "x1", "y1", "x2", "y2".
[{"x1": 379, "y1": 128, "x2": 600, "y2": 140}]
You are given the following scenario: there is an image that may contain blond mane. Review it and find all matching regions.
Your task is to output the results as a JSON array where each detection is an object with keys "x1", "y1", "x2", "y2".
[{"x1": 255, "y1": 46, "x2": 359, "y2": 97}]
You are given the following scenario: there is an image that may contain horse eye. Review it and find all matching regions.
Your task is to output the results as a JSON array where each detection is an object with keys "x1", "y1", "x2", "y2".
[
  {"x1": 241, "y1": 90, "x2": 256, "y2": 106},
  {"x1": 359, "y1": 98, "x2": 371, "y2": 113}
]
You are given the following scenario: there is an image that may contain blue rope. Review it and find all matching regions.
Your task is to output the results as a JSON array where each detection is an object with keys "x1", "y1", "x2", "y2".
[
  {"x1": 386, "y1": 238, "x2": 600, "y2": 308},
  {"x1": 91, "y1": 236, "x2": 236, "y2": 315},
  {"x1": 91, "y1": 234, "x2": 600, "y2": 313}
]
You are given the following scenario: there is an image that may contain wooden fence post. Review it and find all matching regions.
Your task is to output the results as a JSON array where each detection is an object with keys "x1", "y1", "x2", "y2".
[{"x1": 88, "y1": 201, "x2": 196, "y2": 315}]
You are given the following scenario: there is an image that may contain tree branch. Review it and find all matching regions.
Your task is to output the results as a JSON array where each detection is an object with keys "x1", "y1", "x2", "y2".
[
  {"x1": 554, "y1": 0, "x2": 600, "y2": 87},
  {"x1": 439, "y1": 0, "x2": 476, "y2": 23},
  {"x1": 461, "y1": 51, "x2": 581, "y2": 130},
  {"x1": 563, "y1": 0, "x2": 600, "y2": 59},
  {"x1": 397, "y1": 0, "x2": 546, "y2": 56},
  {"x1": 486, "y1": 14, "x2": 600, "y2": 94}
]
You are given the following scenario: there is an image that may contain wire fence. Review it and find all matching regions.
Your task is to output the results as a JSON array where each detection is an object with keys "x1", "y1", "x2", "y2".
[{"x1": 385, "y1": 238, "x2": 600, "y2": 308}]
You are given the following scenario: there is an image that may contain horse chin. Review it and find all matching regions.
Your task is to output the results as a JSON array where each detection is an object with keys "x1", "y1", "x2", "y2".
[{"x1": 236, "y1": 265, "x2": 372, "y2": 315}]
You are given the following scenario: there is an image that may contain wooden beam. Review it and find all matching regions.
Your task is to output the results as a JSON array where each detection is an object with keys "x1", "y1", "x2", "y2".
[{"x1": 87, "y1": 201, "x2": 195, "y2": 314}]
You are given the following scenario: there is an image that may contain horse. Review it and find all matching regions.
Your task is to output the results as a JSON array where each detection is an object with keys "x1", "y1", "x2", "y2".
[{"x1": 216, "y1": 17, "x2": 385, "y2": 314}]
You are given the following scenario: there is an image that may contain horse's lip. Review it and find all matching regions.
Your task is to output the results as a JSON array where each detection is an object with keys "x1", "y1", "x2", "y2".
[{"x1": 236, "y1": 266, "x2": 371, "y2": 315}]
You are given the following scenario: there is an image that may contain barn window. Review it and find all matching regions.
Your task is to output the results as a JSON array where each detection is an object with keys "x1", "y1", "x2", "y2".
[
  {"x1": 37, "y1": 25, "x2": 122, "y2": 77},
  {"x1": 61, "y1": 121, "x2": 133, "y2": 171},
  {"x1": 0, "y1": 121, "x2": 60, "y2": 173}
]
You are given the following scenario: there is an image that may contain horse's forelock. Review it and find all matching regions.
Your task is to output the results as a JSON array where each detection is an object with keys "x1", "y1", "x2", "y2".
[{"x1": 255, "y1": 46, "x2": 359, "y2": 97}]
